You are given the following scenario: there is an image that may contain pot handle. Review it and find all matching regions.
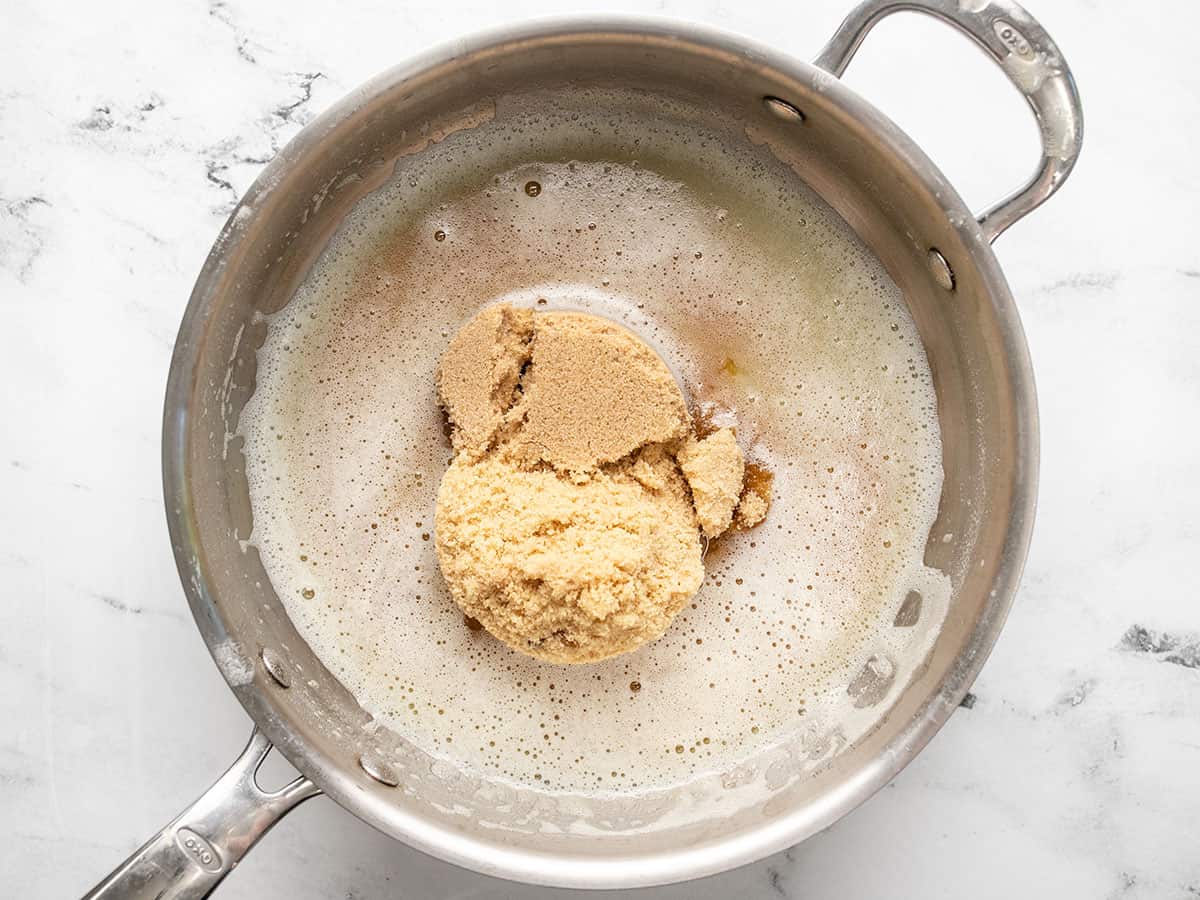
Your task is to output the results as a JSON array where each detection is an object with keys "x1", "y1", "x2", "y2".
[
  {"x1": 82, "y1": 728, "x2": 320, "y2": 900},
  {"x1": 814, "y1": 0, "x2": 1082, "y2": 243}
]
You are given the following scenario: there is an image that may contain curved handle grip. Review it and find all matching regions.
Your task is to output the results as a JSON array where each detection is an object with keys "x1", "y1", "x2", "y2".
[
  {"x1": 83, "y1": 728, "x2": 320, "y2": 900},
  {"x1": 814, "y1": 0, "x2": 1083, "y2": 243}
]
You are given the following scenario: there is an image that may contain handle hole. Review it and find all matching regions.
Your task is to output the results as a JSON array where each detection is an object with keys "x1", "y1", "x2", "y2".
[
  {"x1": 253, "y1": 745, "x2": 304, "y2": 793},
  {"x1": 833, "y1": 13, "x2": 1038, "y2": 215}
]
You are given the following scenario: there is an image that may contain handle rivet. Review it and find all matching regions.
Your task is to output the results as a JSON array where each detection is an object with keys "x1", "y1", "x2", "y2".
[
  {"x1": 763, "y1": 96, "x2": 805, "y2": 123},
  {"x1": 927, "y1": 248, "x2": 956, "y2": 291},
  {"x1": 260, "y1": 647, "x2": 291, "y2": 688},
  {"x1": 359, "y1": 752, "x2": 401, "y2": 787}
]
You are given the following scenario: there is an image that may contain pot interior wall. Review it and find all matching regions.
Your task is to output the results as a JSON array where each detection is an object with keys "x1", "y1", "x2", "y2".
[{"x1": 170, "y1": 25, "x2": 1028, "y2": 875}]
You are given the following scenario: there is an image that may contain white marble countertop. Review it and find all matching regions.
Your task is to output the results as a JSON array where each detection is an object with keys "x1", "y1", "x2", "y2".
[{"x1": 3, "y1": 0, "x2": 1199, "y2": 896}]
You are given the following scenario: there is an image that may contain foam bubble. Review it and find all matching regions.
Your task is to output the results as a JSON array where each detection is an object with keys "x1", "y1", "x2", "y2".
[{"x1": 240, "y1": 88, "x2": 949, "y2": 795}]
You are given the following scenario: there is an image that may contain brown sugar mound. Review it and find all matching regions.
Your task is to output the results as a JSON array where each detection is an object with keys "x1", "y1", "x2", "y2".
[
  {"x1": 510, "y1": 312, "x2": 689, "y2": 473},
  {"x1": 734, "y1": 464, "x2": 773, "y2": 530},
  {"x1": 436, "y1": 303, "x2": 533, "y2": 460},
  {"x1": 434, "y1": 303, "x2": 766, "y2": 664},
  {"x1": 677, "y1": 428, "x2": 745, "y2": 538},
  {"x1": 435, "y1": 448, "x2": 703, "y2": 663}
]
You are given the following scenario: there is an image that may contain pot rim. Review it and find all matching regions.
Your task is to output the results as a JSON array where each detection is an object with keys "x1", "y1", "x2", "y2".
[{"x1": 164, "y1": 14, "x2": 1038, "y2": 889}]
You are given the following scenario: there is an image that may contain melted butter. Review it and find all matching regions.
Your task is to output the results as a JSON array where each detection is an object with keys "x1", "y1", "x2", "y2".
[{"x1": 239, "y1": 88, "x2": 949, "y2": 795}]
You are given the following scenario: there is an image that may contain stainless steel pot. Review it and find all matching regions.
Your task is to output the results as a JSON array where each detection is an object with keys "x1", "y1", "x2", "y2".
[{"x1": 86, "y1": 0, "x2": 1081, "y2": 895}]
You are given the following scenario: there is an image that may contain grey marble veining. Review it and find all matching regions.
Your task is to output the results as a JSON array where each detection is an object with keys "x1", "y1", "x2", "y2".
[{"x1": 2, "y1": 0, "x2": 1199, "y2": 897}]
